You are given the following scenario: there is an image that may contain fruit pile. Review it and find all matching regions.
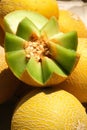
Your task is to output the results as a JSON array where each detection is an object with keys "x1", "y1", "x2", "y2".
[{"x1": 0, "y1": 0, "x2": 87, "y2": 129}]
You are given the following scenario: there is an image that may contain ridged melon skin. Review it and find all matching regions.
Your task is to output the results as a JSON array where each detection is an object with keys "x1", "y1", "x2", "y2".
[
  {"x1": 11, "y1": 88, "x2": 87, "y2": 130},
  {"x1": 58, "y1": 10, "x2": 87, "y2": 38},
  {"x1": 57, "y1": 38, "x2": 87, "y2": 103}
]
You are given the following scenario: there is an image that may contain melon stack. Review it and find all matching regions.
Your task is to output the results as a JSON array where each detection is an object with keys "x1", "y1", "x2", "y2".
[{"x1": 0, "y1": 0, "x2": 87, "y2": 130}]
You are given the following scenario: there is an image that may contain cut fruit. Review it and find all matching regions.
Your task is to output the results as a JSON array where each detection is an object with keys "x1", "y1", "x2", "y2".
[
  {"x1": 16, "y1": 17, "x2": 40, "y2": 40},
  {"x1": 21, "y1": 57, "x2": 43, "y2": 86},
  {"x1": 6, "y1": 50, "x2": 27, "y2": 78},
  {"x1": 50, "y1": 31, "x2": 78, "y2": 50},
  {"x1": 56, "y1": 38, "x2": 87, "y2": 103},
  {"x1": 4, "y1": 11, "x2": 79, "y2": 87},
  {"x1": 4, "y1": 10, "x2": 48, "y2": 34},
  {"x1": 41, "y1": 57, "x2": 67, "y2": 85},
  {"x1": 0, "y1": 0, "x2": 59, "y2": 30},
  {"x1": 5, "y1": 32, "x2": 26, "y2": 52},
  {"x1": 41, "y1": 17, "x2": 59, "y2": 38},
  {"x1": 49, "y1": 41, "x2": 78, "y2": 74}
]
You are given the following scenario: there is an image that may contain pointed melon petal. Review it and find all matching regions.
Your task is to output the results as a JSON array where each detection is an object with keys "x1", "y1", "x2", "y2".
[
  {"x1": 49, "y1": 42, "x2": 77, "y2": 74},
  {"x1": 20, "y1": 70, "x2": 43, "y2": 87},
  {"x1": 44, "y1": 73, "x2": 67, "y2": 86},
  {"x1": 5, "y1": 32, "x2": 26, "y2": 52},
  {"x1": 26, "y1": 57, "x2": 43, "y2": 85},
  {"x1": 4, "y1": 10, "x2": 48, "y2": 34},
  {"x1": 50, "y1": 31, "x2": 78, "y2": 50},
  {"x1": 42, "y1": 57, "x2": 66, "y2": 83},
  {"x1": 16, "y1": 17, "x2": 40, "y2": 40},
  {"x1": 6, "y1": 50, "x2": 27, "y2": 78},
  {"x1": 41, "y1": 17, "x2": 59, "y2": 39}
]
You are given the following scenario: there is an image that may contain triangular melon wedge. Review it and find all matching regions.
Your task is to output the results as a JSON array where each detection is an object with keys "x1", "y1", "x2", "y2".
[
  {"x1": 5, "y1": 32, "x2": 25, "y2": 52},
  {"x1": 5, "y1": 50, "x2": 26, "y2": 78},
  {"x1": 16, "y1": 17, "x2": 40, "y2": 41},
  {"x1": 41, "y1": 17, "x2": 59, "y2": 39},
  {"x1": 50, "y1": 31, "x2": 78, "y2": 50},
  {"x1": 4, "y1": 10, "x2": 48, "y2": 34},
  {"x1": 49, "y1": 41, "x2": 79, "y2": 74},
  {"x1": 22, "y1": 57, "x2": 43, "y2": 86},
  {"x1": 42, "y1": 56, "x2": 67, "y2": 85}
]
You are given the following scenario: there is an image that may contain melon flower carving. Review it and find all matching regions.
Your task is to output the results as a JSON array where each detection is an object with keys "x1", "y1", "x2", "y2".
[{"x1": 4, "y1": 10, "x2": 79, "y2": 87}]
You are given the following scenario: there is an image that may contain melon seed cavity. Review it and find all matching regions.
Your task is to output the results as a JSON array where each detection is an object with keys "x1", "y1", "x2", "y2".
[{"x1": 24, "y1": 36, "x2": 50, "y2": 62}]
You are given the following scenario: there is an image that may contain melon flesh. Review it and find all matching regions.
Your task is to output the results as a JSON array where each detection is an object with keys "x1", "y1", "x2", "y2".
[{"x1": 4, "y1": 11, "x2": 79, "y2": 87}]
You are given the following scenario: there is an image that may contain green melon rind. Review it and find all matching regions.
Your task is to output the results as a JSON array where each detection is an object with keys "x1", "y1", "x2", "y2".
[
  {"x1": 5, "y1": 32, "x2": 26, "y2": 52},
  {"x1": 25, "y1": 56, "x2": 67, "y2": 85},
  {"x1": 5, "y1": 50, "x2": 67, "y2": 86},
  {"x1": 5, "y1": 50, "x2": 27, "y2": 78},
  {"x1": 20, "y1": 56, "x2": 67, "y2": 86},
  {"x1": 16, "y1": 17, "x2": 40, "y2": 40},
  {"x1": 26, "y1": 57, "x2": 43, "y2": 84},
  {"x1": 50, "y1": 31, "x2": 78, "y2": 50},
  {"x1": 49, "y1": 41, "x2": 77, "y2": 74},
  {"x1": 4, "y1": 10, "x2": 48, "y2": 34},
  {"x1": 42, "y1": 56, "x2": 67, "y2": 83},
  {"x1": 41, "y1": 17, "x2": 59, "y2": 39}
]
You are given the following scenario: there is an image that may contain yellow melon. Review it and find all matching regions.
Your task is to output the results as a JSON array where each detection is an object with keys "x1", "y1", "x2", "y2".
[
  {"x1": 11, "y1": 88, "x2": 87, "y2": 130},
  {"x1": 0, "y1": 0, "x2": 59, "y2": 30},
  {"x1": 0, "y1": 45, "x2": 20, "y2": 104},
  {"x1": 58, "y1": 10, "x2": 87, "y2": 38},
  {"x1": 57, "y1": 38, "x2": 87, "y2": 103}
]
